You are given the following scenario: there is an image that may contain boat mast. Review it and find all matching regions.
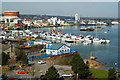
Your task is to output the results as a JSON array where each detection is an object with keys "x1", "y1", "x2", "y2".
[
  {"x1": 90, "y1": 52, "x2": 92, "y2": 57},
  {"x1": 90, "y1": 51, "x2": 93, "y2": 58},
  {"x1": 95, "y1": 26, "x2": 98, "y2": 38}
]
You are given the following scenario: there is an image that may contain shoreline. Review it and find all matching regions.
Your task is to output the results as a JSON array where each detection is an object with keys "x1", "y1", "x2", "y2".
[
  {"x1": 84, "y1": 59, "x2": 105, "y2": 69},
  {"x1": 39, "y1": 53, "x2": 105, "y2": 70}
]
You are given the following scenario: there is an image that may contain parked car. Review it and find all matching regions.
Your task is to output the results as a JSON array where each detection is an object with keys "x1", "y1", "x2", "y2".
[
  {"x1": 17, "y1": 69, "x2": 28, "y2": 74},
  {"x1": 61, "y1": 73, "x2": 73, "y2": 77},
  {"x1": 38, "y1": 61, "x2": 46, "y2": 64}
]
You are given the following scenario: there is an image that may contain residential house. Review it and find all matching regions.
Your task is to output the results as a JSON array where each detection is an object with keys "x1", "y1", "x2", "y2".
[{"x1": 3, "y1": 44, "x2": 18, "y2": 59}]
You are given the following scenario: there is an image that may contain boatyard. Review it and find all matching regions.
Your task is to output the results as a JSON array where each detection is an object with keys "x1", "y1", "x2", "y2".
[{"x1": 0, "y1": 2, "x2": 119, "y2": 79}]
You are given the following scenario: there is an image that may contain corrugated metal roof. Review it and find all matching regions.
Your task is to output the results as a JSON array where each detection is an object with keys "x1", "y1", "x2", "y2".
[{"x1": 49, "y1": 43, "x2": 68, "y2": 50}]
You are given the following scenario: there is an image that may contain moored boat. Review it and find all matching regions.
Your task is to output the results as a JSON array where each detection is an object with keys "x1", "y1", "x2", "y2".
[
  {"x1": 65, "y1": 39, "x2": 75, "y2": 43},
  {"x1": 80, "y1": 27, "x2": 94, "y2": 31},
  {"x1": 92, "y1": 38, "x2": 101, "y2": 44}
]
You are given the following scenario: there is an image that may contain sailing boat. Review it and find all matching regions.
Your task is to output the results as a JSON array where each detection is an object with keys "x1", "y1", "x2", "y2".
[{"x1": 92, "y1": 26, "x2": 102, "y2": 44}]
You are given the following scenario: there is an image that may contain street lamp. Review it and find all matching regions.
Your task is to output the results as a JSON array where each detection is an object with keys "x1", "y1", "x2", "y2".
[{"x1": 77, "y1": 73, "x2": 79, "y2": 80}]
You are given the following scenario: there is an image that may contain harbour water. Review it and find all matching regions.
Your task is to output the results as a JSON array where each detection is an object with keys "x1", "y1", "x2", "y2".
[{"x1": 32, "y1": 25, "x2": 118, "y2": 69}]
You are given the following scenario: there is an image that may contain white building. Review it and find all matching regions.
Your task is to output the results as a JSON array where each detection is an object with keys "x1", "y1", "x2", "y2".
[
  {"x1": 47, "y1": 17, "x2": 66, "y2": 26},
  {"x1": 112, "y1": 21, "x2": 119, "y2": 24},
  {"x1": 75, "y1": 13, "x2": 80, "y2": 23},
  {"x1": 46, "y1": 43, "x2": 71, "y2": 55},
  {"x1": 0, "y1": 11, "x2": 22, "y2": 24},
  {"x1": 22, "y1": 20, "x2": 34, "y2": 26},
  {"x1": 47, "y1": 17, "x2": 58, "y2": 25},
  {"x1": 0, "y1": 16, "x2": 22, "y2": 24}
]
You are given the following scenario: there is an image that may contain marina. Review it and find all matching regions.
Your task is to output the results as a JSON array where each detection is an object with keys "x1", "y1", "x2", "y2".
[
  {"x1": 0, "y1": 25, "x2": 118, "y2": 69},
  {"x1": 31, "y1": 25, "x2": 118, "y2": 69}
]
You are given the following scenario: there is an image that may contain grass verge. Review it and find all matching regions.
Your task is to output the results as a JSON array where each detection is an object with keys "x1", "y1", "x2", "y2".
[{"x1": 90, "y1": 68, "x2": 108, "y2": 78}]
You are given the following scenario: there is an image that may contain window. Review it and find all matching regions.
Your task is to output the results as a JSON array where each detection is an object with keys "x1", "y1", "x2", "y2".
[
  {"x1": 10, "y1": 19, "x2": 14, "y2": 22},
  {"x1": 6, "y1": 19, "x2": 9, "y2": 22}
]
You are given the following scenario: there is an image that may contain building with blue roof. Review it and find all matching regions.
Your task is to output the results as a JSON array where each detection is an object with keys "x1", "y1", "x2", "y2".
[{"x1": 46, "y1": 43, "x2": 71, "y2": 55}]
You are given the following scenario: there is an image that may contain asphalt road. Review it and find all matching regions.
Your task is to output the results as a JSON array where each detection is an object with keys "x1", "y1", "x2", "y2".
[
  {"x1": 3, "y1": 71, "x2": 33, "y2": 78},
  {"x1": 2, "y1": 59, "x2": 74, "y2": 79},
  {"x1": 29, "y1": 59, "x2": 74, "y2": 78}
]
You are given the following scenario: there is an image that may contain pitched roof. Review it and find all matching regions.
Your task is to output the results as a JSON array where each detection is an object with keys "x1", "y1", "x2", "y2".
[
  {"x1": 2, "y1": 44, "x2": 10, "y2": 51},
  {"x1": 49, "y1": 43, "x2": 69, "y2": 50}
]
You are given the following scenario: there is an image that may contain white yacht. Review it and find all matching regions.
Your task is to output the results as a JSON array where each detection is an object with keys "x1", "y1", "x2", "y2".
[{"x1": 93, "y1": 38, "x2": 101, "y2": 44}]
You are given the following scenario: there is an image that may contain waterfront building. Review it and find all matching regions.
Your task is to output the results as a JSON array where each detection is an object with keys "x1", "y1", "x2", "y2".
[
  {"x1": 47, "y1": 17, "x2": 65, "y2": 26},
  {"x1": 112, "y1": 21, "x2": 119, "y2": 25},
  {"x1": 75, "y1": 13, "x2": 80, "y2": 23},
  {"x1": 57, "y1": 19, "x2": 61, "y2": 25},
  {"x1": 33, "y1": 20, "x2": 43, "y2": 26},
  {"x1": 4, "y1": 11, "x2": 19, "y2": 17},
  {"x1": 46, "y1": 43, "x2": 71, "y2": 55},
  {"x1": 88, "y1": 20, "x2": 96, "y2": 26},
  {"x1": 47, "y1": 17, "x2": 58, "y2": 25},
  {"x1": 22, "y1": 20, "x2": 34, "y2": 27},
  {"x1": 0, "y1": 11, "x2": 22, "y2": 24}
]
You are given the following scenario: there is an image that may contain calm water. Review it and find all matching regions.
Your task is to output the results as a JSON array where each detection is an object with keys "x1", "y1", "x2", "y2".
[{"x1": 32, "y1": 25, "x2": 118, "y2": 69}]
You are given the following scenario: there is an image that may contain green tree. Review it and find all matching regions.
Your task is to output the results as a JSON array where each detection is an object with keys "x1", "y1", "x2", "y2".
[
  {"x1": 1, "y1": 52, "x2": 9, "y2": 65},
  {"x1": 1, "y1": 52, "x2": 9, "y2": 66},
  {"x1": 108, "y1": 68, "x2": 116, "y2": 80},
  {"x1": 71, "y1": 53, "x2": 92, "y2": 79},
  {"x1": 20, "y1": 53, "x2": 28, "y2": 64},
  {"x1": 44, "y1": 66, "x2": 59, "y2": 80}
]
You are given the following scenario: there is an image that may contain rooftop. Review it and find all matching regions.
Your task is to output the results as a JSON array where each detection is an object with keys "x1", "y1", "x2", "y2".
[
  {"x1": 49, "y1": 43, "x2": 67, "y2": 50},
  {"x1": 4, "y1": 11, "x2": 19, "y2": 12},
  {"x1": 48, "y1": 43, "x2": 70, "y2": 50}
]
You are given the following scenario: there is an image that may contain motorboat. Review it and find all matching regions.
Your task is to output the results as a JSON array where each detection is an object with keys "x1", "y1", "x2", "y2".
[
  {"x1": 100, "y1": 38, "x2": 110, "y2": 44},
  {"x1": 80, "y1": 27, "x2": 94, "y2": 31},
  {"x1": 104, "y1": 31, "x2": 108, "y2": 34},
  {"x1": 65, "y1": 38, "x2": 74, "y2": 43},
  {"x1": 92, "y1": 38, "x2": 101, "y2": 44},
  {"x1": 83, "y1": 41, "x2": 90, "y2": 45}
]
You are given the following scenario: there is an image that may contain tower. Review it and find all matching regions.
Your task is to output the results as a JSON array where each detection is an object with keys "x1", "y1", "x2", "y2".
[{"x1": 75, "y1": 13, "x2": 80, "y2": 23}]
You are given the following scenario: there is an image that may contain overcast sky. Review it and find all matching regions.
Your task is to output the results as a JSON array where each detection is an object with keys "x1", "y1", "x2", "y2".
[
  {"x1": 2, "y1": 0, "x2": 120, "y2": 2},
  {"x1": 2, "y1": 2, "x2": 118, "y2": 18}
]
